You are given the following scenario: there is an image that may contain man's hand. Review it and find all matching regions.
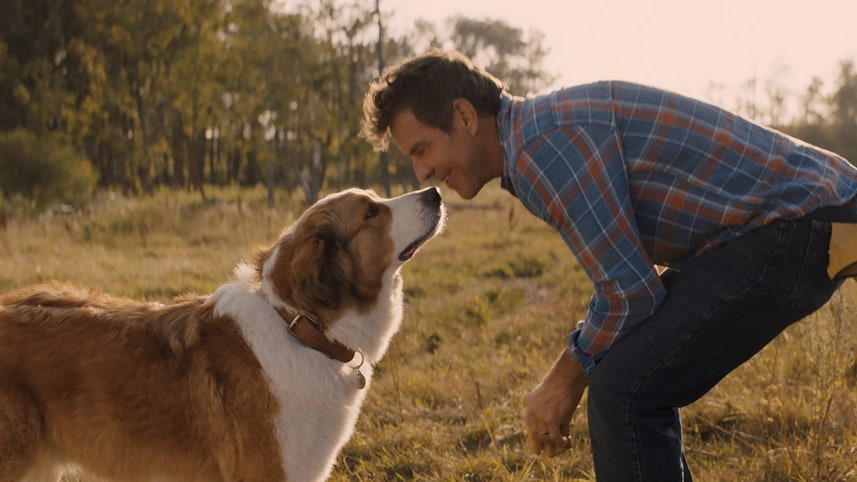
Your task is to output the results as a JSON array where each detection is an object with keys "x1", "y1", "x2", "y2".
[{"x1": 523, "y1": 348, "x2": 588, "y2": 457}]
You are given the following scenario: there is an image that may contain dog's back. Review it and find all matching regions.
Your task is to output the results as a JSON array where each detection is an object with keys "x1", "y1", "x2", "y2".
[
  {"x1": 0, "y1": 187, "x2": 445, "y2": 481},
  {"x1": 0, "y1": 284, "x2": 285, "y2": 482}
]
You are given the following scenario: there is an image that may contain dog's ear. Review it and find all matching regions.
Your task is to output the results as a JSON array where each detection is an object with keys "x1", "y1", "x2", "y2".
[{"x1": 272, "y1": 213, "x2": 352, "y2": 312}]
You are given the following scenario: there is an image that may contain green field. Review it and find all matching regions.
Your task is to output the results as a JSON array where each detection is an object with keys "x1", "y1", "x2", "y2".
[{"x1": 2, "y1": 183, "x2": 856, "y2": 481}]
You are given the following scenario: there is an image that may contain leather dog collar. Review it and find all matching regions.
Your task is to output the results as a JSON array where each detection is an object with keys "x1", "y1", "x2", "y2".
[
  {"x1": 275, "y1": 307, "x2": 354, "y2": 362},
  {"x1": 274, "y1": 307, "x2": 366, "y2": 389}
]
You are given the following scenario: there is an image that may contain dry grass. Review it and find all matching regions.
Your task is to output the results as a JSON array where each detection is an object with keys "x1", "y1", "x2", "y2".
[{"x1": 2, "y1": 183, "x2": 856, "y2": 481}]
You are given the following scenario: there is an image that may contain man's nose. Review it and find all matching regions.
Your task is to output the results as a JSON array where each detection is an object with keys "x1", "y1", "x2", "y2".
[{"x1": 412, "y1": 158, "x2": 435, "y2": 182}]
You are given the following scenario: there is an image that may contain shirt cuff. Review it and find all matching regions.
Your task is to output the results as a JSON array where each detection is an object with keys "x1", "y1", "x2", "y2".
[{"x1": 567, "y1": 324, "x2": 598, "y2": 376}]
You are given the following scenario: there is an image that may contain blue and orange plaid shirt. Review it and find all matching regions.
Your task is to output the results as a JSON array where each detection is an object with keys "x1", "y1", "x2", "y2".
[{"x1": 498, "y1": 81, "x2": 857, "y2": 374}]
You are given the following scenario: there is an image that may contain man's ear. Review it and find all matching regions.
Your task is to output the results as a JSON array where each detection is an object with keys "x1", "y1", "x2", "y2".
[{"x1": 452, "y1": 98, "x2": 478, "y2": 135}]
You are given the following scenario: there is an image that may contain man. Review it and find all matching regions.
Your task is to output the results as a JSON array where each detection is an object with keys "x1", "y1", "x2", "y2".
[{"x1": 360, "y1": 49, "x2": 857, "y2": 480}]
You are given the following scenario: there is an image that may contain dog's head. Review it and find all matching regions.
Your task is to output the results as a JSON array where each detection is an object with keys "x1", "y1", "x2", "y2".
[{"x1": 255, "y1": 187, "x2": 444, "y2": 326}]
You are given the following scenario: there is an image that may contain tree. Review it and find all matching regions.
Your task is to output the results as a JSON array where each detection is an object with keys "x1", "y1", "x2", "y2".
[
  {"x1": 801, "y1": 76, "x2": 827, "y2": 126},
  {"x1": 829, "y1": 60, "x2": 857, "y2": 163},
  {"x1": 763, "y1": 62, "x2": 789, "y2": 127},
  {"x1": 787, "y1": 77, "x2": 832, "y2": 151},
  {"x1": 372, "y1": 0, "x2": 390, "y2": 196},
  {"x1": 449, "y1": 16, "x2": 555, "y2": 96},
  {"x1": 0, "y1": 0, "x2": 557, "y2": 204},
  {"x1": 0, "y1": 129, "x2": 97, "y2": 208}
]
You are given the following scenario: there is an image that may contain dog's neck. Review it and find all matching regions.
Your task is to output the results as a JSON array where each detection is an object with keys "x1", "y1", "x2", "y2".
[
  {"x1": 253, "y1": 274, "x2": 358, "y2": 364},
  {"x1": 273, "y1": 305, "x2": 368, "y2": 390},
  {"x1": 273, "y1": 306, "x2": 355, "y2": 363},
  {"x1": 253, "y1": 269, "x2": 404, "y2": 381}
]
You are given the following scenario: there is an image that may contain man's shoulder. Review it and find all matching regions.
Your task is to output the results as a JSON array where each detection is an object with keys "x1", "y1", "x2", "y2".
[
  {"x1": 517, "y1": 82, "x2": 616, "y2": 134},
  {"x1": 534, "y1": 81, "x2": 615, "y2": 107}
]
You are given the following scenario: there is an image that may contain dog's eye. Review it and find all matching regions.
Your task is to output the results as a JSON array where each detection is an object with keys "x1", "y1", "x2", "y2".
[{"x1": 365, "y1": 203, "x2": 379, "y2": 219}]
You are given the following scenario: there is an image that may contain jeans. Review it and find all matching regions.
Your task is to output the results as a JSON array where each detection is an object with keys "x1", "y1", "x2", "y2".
[{"x1": 586, "y1": 217, "x2": 844, "y2": 481}]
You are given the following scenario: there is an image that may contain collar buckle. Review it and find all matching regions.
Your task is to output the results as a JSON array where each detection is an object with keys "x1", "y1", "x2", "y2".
[{"x1": 288, "y1": 312, "x2": 320, "y2": 335}]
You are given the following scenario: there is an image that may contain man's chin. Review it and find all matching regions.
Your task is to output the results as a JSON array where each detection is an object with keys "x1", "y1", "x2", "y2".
[{"x1": 451, "y1": 183, "x2": 482, "y2": 200}]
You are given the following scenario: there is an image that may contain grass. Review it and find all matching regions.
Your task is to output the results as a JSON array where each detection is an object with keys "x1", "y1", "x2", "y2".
[{"x1": 2, "y1": 182, "x2": 856, "y2": 481}]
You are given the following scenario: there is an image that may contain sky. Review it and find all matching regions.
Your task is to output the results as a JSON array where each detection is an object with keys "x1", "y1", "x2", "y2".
[{"x1": 389, "y1": 0, "x2": 857, "y2": 118}]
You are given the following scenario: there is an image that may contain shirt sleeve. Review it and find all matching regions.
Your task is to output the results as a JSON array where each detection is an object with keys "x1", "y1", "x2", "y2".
[{"x1": 513, "y1": 124, "x2": 666, "y2": 375}]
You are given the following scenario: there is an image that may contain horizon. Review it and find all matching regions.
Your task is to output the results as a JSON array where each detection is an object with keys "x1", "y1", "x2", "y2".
[{"x1": 389, "y1": 0, "x2": 857, "y2": 121}]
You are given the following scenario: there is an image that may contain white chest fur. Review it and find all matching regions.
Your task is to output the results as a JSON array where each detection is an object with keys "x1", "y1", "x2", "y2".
[{"x1": 211, "y1": 273, "x2": 402, "y2": 481}]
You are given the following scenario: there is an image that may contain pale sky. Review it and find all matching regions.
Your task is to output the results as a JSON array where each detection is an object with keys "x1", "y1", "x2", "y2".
[{"x1": 389, "y1": 0, "x2": 857, "y2": 119}]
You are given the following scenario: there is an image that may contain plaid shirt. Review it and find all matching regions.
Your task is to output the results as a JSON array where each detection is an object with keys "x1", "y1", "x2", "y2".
[{"x1": 498, "y1": 81, "x2": 857, "y2": 374}]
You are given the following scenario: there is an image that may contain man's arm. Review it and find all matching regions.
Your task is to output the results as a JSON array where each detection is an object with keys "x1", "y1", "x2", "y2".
[
  {"x1": 522, "y1": 347, "x2": 588, "y2": 456},
  {"x1": 514, "y1": 125, "x2": 665, "y2": 368},
  {"x1": 516, "y1": 125, "x2": 663, "y2": 455}
]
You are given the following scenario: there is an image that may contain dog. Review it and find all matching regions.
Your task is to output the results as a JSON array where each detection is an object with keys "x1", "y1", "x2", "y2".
[{"x1": 0, "y1": 187, "x2": 445, "y2": 482}]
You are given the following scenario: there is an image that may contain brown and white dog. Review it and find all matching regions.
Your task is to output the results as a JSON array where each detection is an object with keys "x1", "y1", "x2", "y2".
[{"x1": 0, "y1": 187, "x2": 445, "y2": 482}]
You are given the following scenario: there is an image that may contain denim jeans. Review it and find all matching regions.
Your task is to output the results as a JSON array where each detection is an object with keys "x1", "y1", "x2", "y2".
[{"x1": 586, "y1": 216, "x2": 845, "y2": 481}]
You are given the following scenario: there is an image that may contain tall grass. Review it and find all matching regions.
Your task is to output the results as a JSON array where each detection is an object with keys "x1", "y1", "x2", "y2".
[{"x1": 2, "y1": 183, "x2": 855, "y2": 481}]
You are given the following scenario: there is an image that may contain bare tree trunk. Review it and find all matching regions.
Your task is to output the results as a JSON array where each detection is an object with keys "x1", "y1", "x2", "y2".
[
  {"x1": 190, "y1": 130, "x2": 206, "y2": 200},
  {"x1": 264, "y1": 162, "x2": 275, "y2": 209},
  {"x1": 171, "y1": 114, "x2": 187, "y2": 188},
  {"x1": 375, "y1": 0, "x2": 390, "y2": 196},
  {"x1": 300, "y1": 141, "x2": 323, "y2": 205}
]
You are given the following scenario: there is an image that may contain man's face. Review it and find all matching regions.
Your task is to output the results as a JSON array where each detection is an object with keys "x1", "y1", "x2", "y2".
[{"x1": 389, "y1": 107, "x2": 488, "y2": 200}]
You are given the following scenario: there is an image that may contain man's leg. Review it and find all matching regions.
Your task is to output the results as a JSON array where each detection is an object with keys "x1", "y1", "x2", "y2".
[{"x1": 587, "y1": 218, "x2": 841, "y2": 481}]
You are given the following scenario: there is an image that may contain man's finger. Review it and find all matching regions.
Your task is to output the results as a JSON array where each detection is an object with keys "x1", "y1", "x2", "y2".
[
  {"x1": 544, "y1": 440, "x2": 565, "y2": 457},
  {"x1": 543, "y1": 443, "x2": 555, "y2": 457},
  {"x1": 548, "y1": 425, "x2": 569, "y2": 451},
  {"x1": 527, "y1": 432, "x2": 543, "y2": 454}
]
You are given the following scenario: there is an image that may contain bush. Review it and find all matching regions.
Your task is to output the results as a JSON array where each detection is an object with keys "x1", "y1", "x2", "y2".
[{"x1": 0, "y1": 129, "x2": 98, "y2": 208}]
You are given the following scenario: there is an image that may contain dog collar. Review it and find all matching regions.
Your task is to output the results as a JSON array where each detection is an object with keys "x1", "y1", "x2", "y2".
[{"x1": 275, "y1": 307, "x2": 366, "y2": 389}]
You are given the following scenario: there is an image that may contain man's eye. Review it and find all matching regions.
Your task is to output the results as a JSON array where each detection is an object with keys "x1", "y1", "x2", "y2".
[
  {"x1": 365, "y1": 204, "x2": 379, "y2": 219},
  {"x1": 411, "y1": 145, "x2": 427, "y2": 157}
]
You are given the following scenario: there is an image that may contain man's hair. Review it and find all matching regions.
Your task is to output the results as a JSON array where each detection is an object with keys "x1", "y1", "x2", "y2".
[{"x1": 360, "y1": 49, "x2": 505, "y2": 152}]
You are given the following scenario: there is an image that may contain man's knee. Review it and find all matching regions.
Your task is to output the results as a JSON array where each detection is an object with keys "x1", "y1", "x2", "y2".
[
  {"x1": 588, "y1": 352, "x2": 679, "y2": 418},
  {"x1": 587, "y1": 359, "x2": 639, "y2": 422}
]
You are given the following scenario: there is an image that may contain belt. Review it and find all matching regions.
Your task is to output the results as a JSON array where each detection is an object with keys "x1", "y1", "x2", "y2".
[
  {"x1": 807, "y1": 195, "x2": 857, "y2": 279},
  {"x1": 806, "y1": 195, "x2": 857, "y2": 223}
]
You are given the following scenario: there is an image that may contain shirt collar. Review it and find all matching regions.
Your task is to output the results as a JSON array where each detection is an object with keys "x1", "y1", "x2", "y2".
[{"x1": 497, "y1": 91, "x2": 520, "y2": 197}]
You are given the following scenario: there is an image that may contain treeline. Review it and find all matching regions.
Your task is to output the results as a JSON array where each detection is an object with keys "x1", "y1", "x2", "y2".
[
  {"x1": 0, "y1": 0, "x2": 553, "y2": 208},
  {"x1": 1, "y1": 0, "x2": 856, "y2": 211},
  {"x1": 729, "y1": 60, "x2": 857, "y2": 168}
]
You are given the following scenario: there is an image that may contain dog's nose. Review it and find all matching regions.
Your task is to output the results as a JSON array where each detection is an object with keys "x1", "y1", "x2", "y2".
[{"x1": 419, "y1": 187, "x2": 441, "y2": 206}]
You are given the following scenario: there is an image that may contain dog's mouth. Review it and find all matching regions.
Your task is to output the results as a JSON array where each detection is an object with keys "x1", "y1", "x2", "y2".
[
  {"x1": 398, "y1": 218, "x2": 443, "y2": 262},
  {"x1": 399, "y1": 235, "x2": 428, "y2": 261}
]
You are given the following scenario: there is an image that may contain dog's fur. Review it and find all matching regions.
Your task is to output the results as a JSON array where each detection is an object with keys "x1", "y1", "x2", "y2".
[{"x1": 0, "y1": 187, "x2": 444, "y2": 482}]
